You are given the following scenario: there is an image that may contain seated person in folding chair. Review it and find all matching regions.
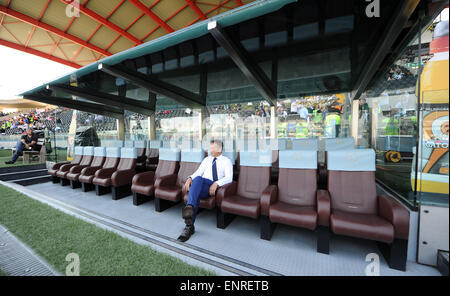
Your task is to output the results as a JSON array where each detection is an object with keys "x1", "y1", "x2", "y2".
[
  {"x1": 6, "y1": 128, "x2": 38, "y2": 165},
  {"x1": 178, "y1": 140, "x2": 233, "y2": 242}
]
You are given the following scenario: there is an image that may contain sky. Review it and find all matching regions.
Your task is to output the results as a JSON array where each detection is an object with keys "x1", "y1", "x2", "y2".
[
  {"x1": 0, "y1": 45, "x2": 73, "y2": 101},
  {"x1": 440, "y1": 7, "x2": 449, "y2": 22}
]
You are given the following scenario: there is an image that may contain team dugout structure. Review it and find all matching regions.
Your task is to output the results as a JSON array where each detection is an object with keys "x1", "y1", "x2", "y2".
[
  {"x1": 12, "y1": 0, "x2": 449, "y2": 274},
  {"x1": 20, "y1": 0, "x2": 444, "y2": 135}
]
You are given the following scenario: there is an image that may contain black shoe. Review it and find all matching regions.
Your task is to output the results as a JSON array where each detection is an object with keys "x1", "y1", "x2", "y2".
[
  {"x1": 182, "y1": 205, "x2": 194, "y2": 224},
  {"x1": 5, "y1": 161, "x2": 14, "y2": 165},
  {"x1": 177, "y1": 225, "x2": 195, "y2": 242}
]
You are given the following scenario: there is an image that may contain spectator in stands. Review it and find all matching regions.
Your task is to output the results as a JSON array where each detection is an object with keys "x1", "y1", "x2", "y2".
[
  {"x1": 298, "y1": 104, "x2": 309, "y2": 120},
  {"x1": 321, "y1": 104, "x2": 328, "y2": 122},
  {"x1": 0, "y1": 108, "x2": 62, "y2": 135},
  {"x1": 359, "y1": 98, "x2": 370, "y2": 122},
  {"x1": 325, "y1": 107, "x2": 342, "y2": 137},
  {"x1": 306, "y1": 102, "x2": 314, "y2": 114},
  {"x1": 277, "y1": 106, "x2": 288, "y2": 120},
  {"x1": 262, "y1": 106, "x2": 271, "y2": 118},
  {"x1": 95, "y1": 115, "x2": 104, "y2": 124},
  {"x1": 290, "y1": 100, "x2": 299, "y2": 114},
  {"x1": 5, "y1": 128, "x2": 38, "y2": 164},
  {"x1": 178, "y1": 139, "x2": 233, "y2": 242}
]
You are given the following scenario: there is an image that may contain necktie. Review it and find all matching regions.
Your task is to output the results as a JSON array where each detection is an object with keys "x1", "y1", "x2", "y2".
[{"x1": 212, "y1": 157, "x2": 218, "y2": 182}]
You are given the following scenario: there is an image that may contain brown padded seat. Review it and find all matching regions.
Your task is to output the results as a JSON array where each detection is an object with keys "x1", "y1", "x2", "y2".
[
  {"x1": 66, "y1": 147, "x2": 95, "y2": 181},
  {"x1": 48, "y1": 160, "x2": 71, "y2": 176},
  {"x1": 220, "y1": 150, "x2": 273, "y2": 220},
  {"x1": 132, "y1": 159, "x2": 179, "y2": 196},
  {"x1": 260, "y1": 150, "x2": 329, "y2": 250},
  {"x1": 221, "y1": 194, "x2": 261, "y2": 218},
  {"x1": 183, "y1": 191, "x2": 216, "y2": 209},
  {"x1": 181, "y1": 149, "x2": 234, "y2": 209},
  {"x1": 80, "y1": 148, "x2": 120, "y2": 184},
  {"x1": 326, "y1": 149, "x2": 410, "y2": 270},
  {"x1": 48, "y1": 146, "x2": 83, "y2": 176},
  {"x1": 145, "y1": 140, "x2": 161, "y2": 171},
  {"x1": 92, "y1": 148, "x2": 135, "y2": 188},
  {"x1": 331, "y1": 210, "x2": 394, "y2": 243},
  {"x1": 270, "y1": 203, "x2": 317, "y2": 230},
  {"x1": 328, "y1": 170, "x2": 395, "y2": 243},
  {"x1": 137, "y1": 150, "x2": 146, "y2": 163},
  {"x1": 319, "y1": 138, "x2": 355, "y2": 189},
  {"x1": 93, "y1": 167, "x2": 116, "y2": 187},
  {"x1": 156, "y1": 159, "x2": 202, "y2": 202},
  {"x1": 328, "y1": 171, "x2": 378, "y2": 214},
  {"x1": 111, "y1": 155, "x2": 136, "y2": 187},
  {"x1": 133, "y1": 141, "x2": 147, "y2": 167},
  {"x1": 155, "y1": 185, "x2": 182, "y2": 201},
  {"x1": 265, "y1": 139, "x2": 288, "y2": 183},
  {"x1": 131, "y1": 148, "x2": 180, "y2": 203},
  {"x1": 56, "y1": 147, "x2": 92, "y2": 179},
  {"x1": 146, "y1": 148, "x2": 159, "y2": 169}
]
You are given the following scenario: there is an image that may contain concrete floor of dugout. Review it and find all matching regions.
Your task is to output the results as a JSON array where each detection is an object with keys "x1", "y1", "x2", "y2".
[{"x1": 13, "y1": 181, "x2": 442, "y2": 276}]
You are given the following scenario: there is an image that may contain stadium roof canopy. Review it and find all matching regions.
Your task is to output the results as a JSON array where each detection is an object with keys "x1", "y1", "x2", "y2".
[
  {"x1": 0, "y1": 98, "x2": 51, "y2": 110},
  {"x1": 14, "y1": 0, "x2": 449, "y2": 117},
  {"x1": 0, "y1": 0, "x2": 254, "y2": 68}
]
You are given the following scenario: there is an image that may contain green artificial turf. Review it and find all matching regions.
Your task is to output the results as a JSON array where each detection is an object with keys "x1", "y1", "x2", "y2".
[{"x1": 0, "y1": 184, "x2": 215, "y2": 276}]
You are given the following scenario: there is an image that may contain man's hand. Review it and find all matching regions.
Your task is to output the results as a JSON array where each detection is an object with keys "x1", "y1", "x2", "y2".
[
  {"x1": 185, "y1": 177, "x2": 192, "y2": 192},
  {"x1": 209, "y1": 182, "x2": 219, "y2": 196},
  {"x1": 24, "y1": 144, "x2": 30, "y2": 150}
]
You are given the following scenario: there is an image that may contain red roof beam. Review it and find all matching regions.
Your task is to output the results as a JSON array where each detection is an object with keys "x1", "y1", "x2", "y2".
[
  {"x1": 0, "y1": 38, "x2": 82, "y2": 68},
  {"x1": 205, "y1": 0, "x2": 233, "y2": 15},
  {"x1": 195, "y1": 1, "x2": 234, "y2": 9},
  {"x1": 128, "y1": 0, "x2": 174, "y2": 33},
  {"x1": 140, "y1": 3, "x2": 188, "y2": 41},
  {"x1": 59, "y1": 0, "x2": 143, "y2": 45},
  {"x1": 26, "y1": 0, "x2": 51, "y2": 47},
  {"x1": 186, "y1": 0, "x2": 233, "y2": 25},
  {"x1": 0, "y1": 5, "x2": 113, "y2": 57},
  {"x1": 30, "y1": 41, "x2": 73, "y2": 48},
  {"x1": 0, "y1": 0, "x2": 10, "y2": 26},
  {"x1": 185, "y1": 0, "x2": 207, "y2": 20}
]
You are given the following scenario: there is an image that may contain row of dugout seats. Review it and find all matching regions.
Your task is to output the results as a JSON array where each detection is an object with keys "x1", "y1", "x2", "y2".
[
  {"x1": 47, "y1": 138, "x2": 409, "y2": 271},
  {"x1": 47, "y1": 137, "x2": 365, "y2": 204}
]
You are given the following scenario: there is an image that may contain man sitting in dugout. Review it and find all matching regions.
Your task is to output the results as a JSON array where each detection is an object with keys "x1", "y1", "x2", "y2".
[
  {"x1": 5, "y1": 128, "x2": 38, "y2": 165},
  {"x1": 178, "y1": 140, "x2": 233, "y2": 242}
]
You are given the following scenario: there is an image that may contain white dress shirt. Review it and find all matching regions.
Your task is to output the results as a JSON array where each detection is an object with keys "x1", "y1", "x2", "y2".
[{"x1": 189, "y1": 154, "x2": 233, "y2": 187}]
